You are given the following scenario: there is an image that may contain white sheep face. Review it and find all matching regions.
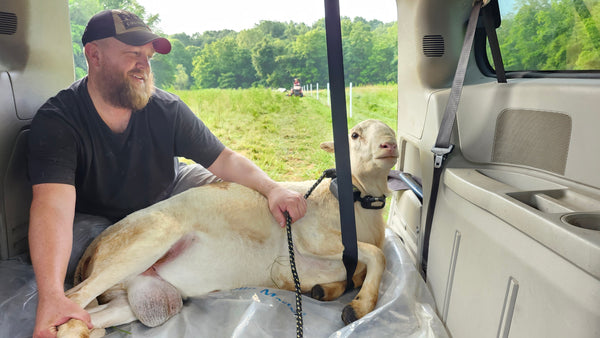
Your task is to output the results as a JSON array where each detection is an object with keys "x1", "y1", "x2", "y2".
[{"x1": 320, "y1": 119, "x2": 398, "y2": 177}]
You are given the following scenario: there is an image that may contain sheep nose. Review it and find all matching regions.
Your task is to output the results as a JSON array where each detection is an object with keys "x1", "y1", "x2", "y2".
[{"x1": 380, "y1": 142, "x2": 397, "y2": 150}]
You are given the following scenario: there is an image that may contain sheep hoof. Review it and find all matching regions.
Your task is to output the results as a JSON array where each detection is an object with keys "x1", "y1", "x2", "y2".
[
  {"x1": 311, "y1": 284, "x2": 325, "y2": 300},
  {"x1": 56, "y1": 318, "x2": 90, "y2": 338},
  {"x1": 341, "y1": 305, "x2": 358, "y2": 325}
]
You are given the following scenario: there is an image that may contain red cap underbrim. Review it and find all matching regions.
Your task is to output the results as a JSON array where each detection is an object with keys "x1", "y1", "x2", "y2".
[{"x1": 115, "y1": 30, "x2": 172, "y2": 54}]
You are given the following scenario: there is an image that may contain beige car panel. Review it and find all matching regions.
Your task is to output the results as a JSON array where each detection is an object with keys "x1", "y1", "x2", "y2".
[
  {"x1": 0, "y1": 0, "x2": 73, "y2": 259},
  {"x1": 389, "y1": 0, "x2": 600, "y2": 337}
]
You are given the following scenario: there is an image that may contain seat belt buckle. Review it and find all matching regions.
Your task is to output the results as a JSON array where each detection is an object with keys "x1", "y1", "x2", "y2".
[{"x1": 431, "y1": 145, "x2": 454, "y2": 168}]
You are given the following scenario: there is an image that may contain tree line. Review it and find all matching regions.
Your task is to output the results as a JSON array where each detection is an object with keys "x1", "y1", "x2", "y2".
[
  {"x1": 498, "y1": 0, "x2": 600, "y2": 70},
  {"x1": 69, "y1": 0, "x2": 600, "y2": 90},
  {"x1": 69, "y1": 0, "x2": 398, "y2": 90}
]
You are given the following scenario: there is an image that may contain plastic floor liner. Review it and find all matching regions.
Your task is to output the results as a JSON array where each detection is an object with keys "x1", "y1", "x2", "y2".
[{"x1": 0, "y1": 229, "x2": 448, "y2": 337}]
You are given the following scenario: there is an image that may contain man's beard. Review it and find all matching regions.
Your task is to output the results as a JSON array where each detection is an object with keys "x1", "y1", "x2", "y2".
[{"x1": 97, "y1": 66, "x2": 155, "y2": 111}]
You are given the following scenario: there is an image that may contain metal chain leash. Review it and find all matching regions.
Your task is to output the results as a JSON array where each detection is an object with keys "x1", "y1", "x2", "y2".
[
  {"x1": 285, "y1": 168, "x2": 337, "y2": 338},
  {"x1": 285, "y1": 212, "x2": 303, "y2": 338}
]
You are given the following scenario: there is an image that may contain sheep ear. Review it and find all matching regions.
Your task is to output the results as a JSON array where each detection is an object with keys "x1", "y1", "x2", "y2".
[{"x1": 320, "y1": 141, "x2": 335, "y2": 153}]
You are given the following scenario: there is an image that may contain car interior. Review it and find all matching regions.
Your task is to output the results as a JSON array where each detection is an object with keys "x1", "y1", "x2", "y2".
[{"x1": 0, "y1": 0, "x2": 599, "y2": 337}]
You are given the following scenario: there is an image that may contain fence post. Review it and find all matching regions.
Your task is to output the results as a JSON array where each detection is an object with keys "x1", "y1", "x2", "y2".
[{"x1": 349, "y1": 82, "x2": 353, "y2": 118}]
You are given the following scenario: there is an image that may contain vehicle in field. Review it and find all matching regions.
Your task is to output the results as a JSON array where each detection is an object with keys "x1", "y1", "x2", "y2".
[
  {"x1": 0, "y1": 0, "x2": 598, "y2": 337},
  {"x1": 287, "y1": 78, "x2": 304, "y2": 97}
]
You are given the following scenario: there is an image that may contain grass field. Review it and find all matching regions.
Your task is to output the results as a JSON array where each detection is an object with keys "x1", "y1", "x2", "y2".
[{"x1": 173, "y1": 85, "x2": 398, "y2": 182}]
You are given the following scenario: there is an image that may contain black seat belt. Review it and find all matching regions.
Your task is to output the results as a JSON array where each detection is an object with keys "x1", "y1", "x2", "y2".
[
  {"x1": 482, "y1": 0, "x2": 506, "y2": 83},
  {"x1": 324, "y1": 0, "x2": 358, "y2": 290},
  {"x1": 421, "y1": 0, "x2": 509, "y2": 279}
]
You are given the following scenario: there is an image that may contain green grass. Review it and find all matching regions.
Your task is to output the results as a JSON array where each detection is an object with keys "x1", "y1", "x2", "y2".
[
  {"x1": 312, "y1": 84, "x2": 398, "y2": 130},
  {"x1": 173, "y1": 85, "x2": 397, "y2": 182}
]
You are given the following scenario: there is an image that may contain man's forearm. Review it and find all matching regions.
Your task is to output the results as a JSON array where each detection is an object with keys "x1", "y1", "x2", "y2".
[
  {"x1": 29, "y1": 217, "x2": 72, "y2": 295},
  {"x1": 207, "y1": 148, "x2": 306, "y2": 225},
  {"x1": 208, "y1": 148, "x2": 279, "y2": 196},
  {"x1": 29, "y1": 184, "x2": 77, "y2": 295}
]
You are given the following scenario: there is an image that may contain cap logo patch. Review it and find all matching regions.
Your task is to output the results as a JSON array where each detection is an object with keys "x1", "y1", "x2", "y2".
[{"x1": 113, "y1": 11, "x2": 148, "y2": 34}]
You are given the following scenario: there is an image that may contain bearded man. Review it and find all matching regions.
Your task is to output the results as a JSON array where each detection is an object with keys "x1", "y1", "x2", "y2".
[{"x1": 27, "y1": 10, "x2": 306, "y2": 338}]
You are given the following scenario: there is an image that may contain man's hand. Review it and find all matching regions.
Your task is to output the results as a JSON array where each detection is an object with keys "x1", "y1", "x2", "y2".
[
  {"x1": 33, "y1": 292, "x2": 92, "y2": 338},
  {"x1": 266, "y1": 186, "x2": 307, "y2": 227}
]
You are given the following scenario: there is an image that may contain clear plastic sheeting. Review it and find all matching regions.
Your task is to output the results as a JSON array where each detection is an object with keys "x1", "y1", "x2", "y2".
[{"x1": 0, "y1": 229, "x2": 448, "y2": 338}]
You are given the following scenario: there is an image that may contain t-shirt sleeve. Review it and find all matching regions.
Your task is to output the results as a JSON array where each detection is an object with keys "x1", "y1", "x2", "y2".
[
  {"x1": 173, "y1": 101, "x2": 225, "y2": 168},
  {"x1": 28, "y1": 108, "x2": 78, "y2": 186}
]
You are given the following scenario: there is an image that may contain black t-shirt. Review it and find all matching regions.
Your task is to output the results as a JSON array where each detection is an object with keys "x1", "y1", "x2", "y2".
[{"x1": 28, "y1": 77, "x2": 225, "y2": 221}]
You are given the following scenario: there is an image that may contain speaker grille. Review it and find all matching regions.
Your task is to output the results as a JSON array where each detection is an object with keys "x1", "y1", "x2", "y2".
[
  {"x1": 0, "y1": 12, "x2": 17, "y2": 35},
  {"x1": 492, "y1": 109, "x2": 571, "y2": 174},
  {"x1": 423, "y1": 35, "x2": 444, "y2": 57}
]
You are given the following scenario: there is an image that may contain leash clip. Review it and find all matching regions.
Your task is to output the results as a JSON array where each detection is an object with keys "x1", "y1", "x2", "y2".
[{"x1": 353, "y1": 190, "x2": 386, "y2": 209}]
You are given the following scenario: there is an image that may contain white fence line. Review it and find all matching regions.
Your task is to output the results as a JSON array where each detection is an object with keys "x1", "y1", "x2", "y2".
[{"x1": 303, "y1": 82, "x2": 353, "y2": 116}]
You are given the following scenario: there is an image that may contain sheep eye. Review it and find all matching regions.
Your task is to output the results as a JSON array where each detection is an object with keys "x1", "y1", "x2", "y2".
[{"x1": 351, "y1": 132, "x2": 360, "y2": 139}]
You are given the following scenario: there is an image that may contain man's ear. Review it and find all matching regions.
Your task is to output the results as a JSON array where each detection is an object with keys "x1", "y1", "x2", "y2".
[
  {"x1": 320, "y1": 141, "x2": 334, "y2": 153},
  {"x1": 84, "y1": 42, "x2": 101, "y2": 67}
]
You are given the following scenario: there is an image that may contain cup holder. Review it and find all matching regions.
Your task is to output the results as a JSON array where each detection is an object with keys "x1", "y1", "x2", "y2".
[{"x1": 561, "y1": 213, "x2": 600, "y2": 231}]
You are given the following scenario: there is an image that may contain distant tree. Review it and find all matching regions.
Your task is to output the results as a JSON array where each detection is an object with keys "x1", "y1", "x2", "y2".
[
  {"x1": 218, "y1": 72, "x2": 238, "y2": 88},
  {"x1": 160, "y1": 38, "x2": 195, "y2": 88},
  {"x1": 344, "y1": 19, "x2": 373, "y2": 84},
  {"x1": 170, "y1": 32, "x2": 194, "y2": 46},
  {"x1": 284, "y1": 22, "x2": 310, "y2": 39},
  {"x1": 269, "y1": 53, "x2": 299, "y2": 88},
  {"x1": 173, "y1": 64, "x2": 189, "y2": 90},
  {"x1": 237, "y1": 29, "x2": 265, "y2": 50},
  {"x1": 192, "y1": 36, "x2": 257, "y2": 88},
  {"x1": 571, "y1": 0, "x2": 600, "y2": 69},
  {"x1": 192, "y1": 44, "x2": 218, "y2": 88},
  {"x1": 366, "y1": 22, "x2": 398, "y2": 83},
  {"x1": 256, "y1": 20, "x2": 287, "y2": 39},
  {"x1": 198, "y1": 30, "x2": 238, "y2": 47},
  {"x1": 251, "y1": 37, "x2": 279, "y2": 86},
  {"x1": 69, "y1": 2, "x2": 400, "y2": 88},
  {"x1": 499, "y1": 0, "x2": 573, "y2": 70},
  {"x1": 367, "y1": 19, "x2": 385, "y2": 30},
  {"x1": 102, "y1": 0, "x2": 154, "y2": 22},
  {"x1": 292, "y1": 28, "x2": 328, "y2": 84},
  {"x1": 69, "y1": 0, "x2": 103, "y2": 78},
  {"x1": 151, "y1": 53, "x2": 175, "y2": 89}
]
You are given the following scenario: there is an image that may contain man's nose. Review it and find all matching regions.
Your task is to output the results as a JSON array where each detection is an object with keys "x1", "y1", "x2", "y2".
[{"x1": 136, "y1": 56, "x2": 150, "y2": 70}]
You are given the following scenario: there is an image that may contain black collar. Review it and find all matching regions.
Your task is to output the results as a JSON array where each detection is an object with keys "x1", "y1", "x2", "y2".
[{"x1": 329, "y1": 178, "x2": 386, "y2": 210}]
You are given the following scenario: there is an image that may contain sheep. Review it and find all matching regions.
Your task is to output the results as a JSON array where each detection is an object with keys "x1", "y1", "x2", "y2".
[{"x1": 56, "y1": 119, "x2": 399, "y2": 337}]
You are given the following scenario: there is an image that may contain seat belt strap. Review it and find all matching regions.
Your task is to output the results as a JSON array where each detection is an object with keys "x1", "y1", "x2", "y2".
[
  {"x1": 420, "y1": 0, "x2": 483, "y2": 279},
  {"x1": 482, "y1": 2, "x2": 506, "y2": 83},
  {"x1": 324, "y1": 0, "x2": 358, "y2": 290}
]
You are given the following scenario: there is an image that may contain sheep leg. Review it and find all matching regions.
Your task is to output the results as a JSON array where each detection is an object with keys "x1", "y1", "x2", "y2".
[
  {"x1": 80, "y1": 286, "x2": 135, "y2": 332},
  {"x1": 58, "y1": 287, "x2": 139, "y2": 337},
  {"x1": 274, "y1": 240, "x2": 384, "y2": 324},
  {"x1": 341, "y1": 242, "x2": 385, "y2": 324},
  {"x1": 56, "y1": 318, "x2": 91, "y2": 338},
  {"x1": 59, "y1": 213, "x2": 187, "y2": 336},
  {"x1": 55, "y1": 288, "x2": 127, "y2": 338},
  {"x1": 310, "y1": 262, "x2": 367, "y2": 301},
  {"x1": 66, "y1": 212, "x2": 185, "y2": 307}
]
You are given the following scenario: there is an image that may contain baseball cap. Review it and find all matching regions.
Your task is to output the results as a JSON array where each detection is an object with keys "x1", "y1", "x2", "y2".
[{"x1": 81, "y1": 9, "x2": 171, "y2": 54}]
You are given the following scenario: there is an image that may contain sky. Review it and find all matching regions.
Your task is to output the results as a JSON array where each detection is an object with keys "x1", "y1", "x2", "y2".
[{"x1": 137, "y1": 0, "x2": 399, "y2": 35}]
